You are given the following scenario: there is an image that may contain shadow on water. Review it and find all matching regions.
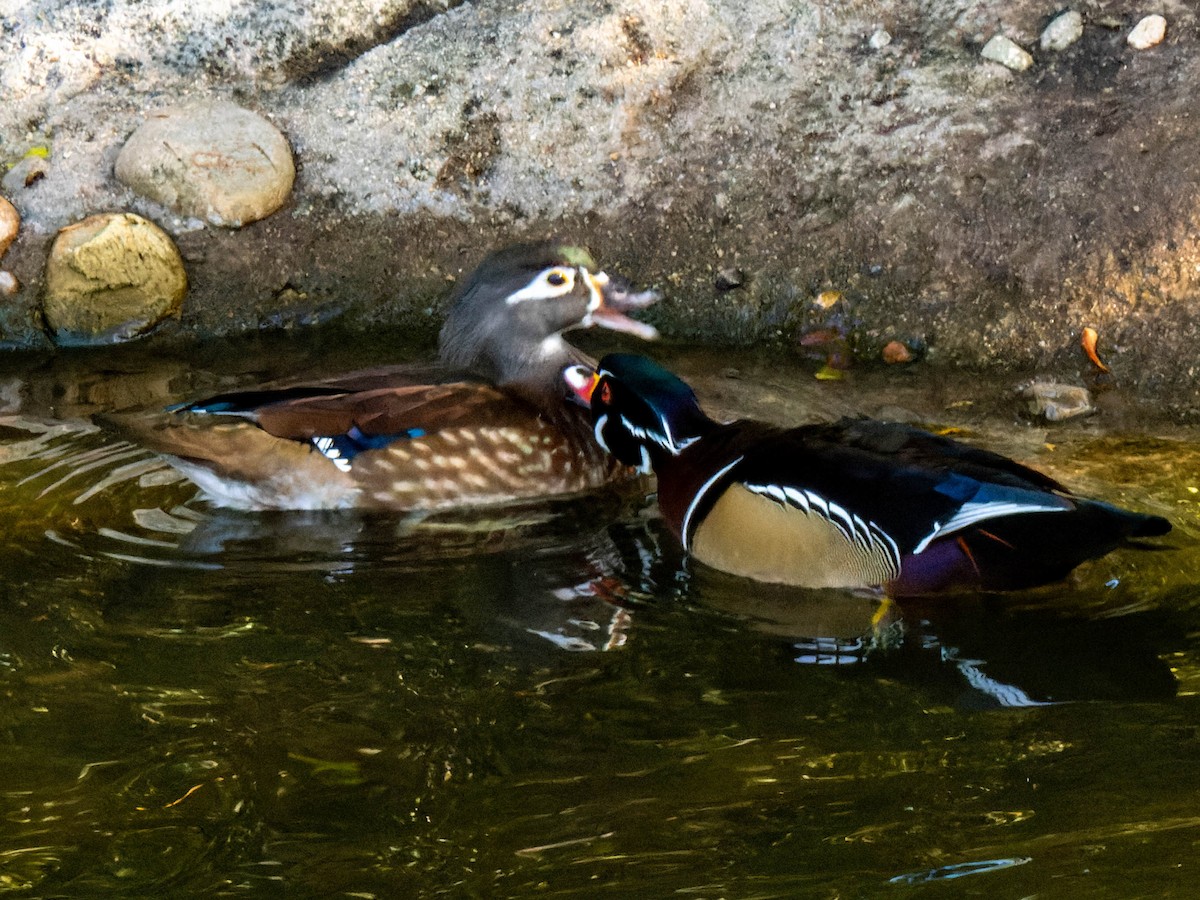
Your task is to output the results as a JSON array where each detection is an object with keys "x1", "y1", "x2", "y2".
[{"x1": 0, "y1": 332, "x2": 1199, "y2": 895}]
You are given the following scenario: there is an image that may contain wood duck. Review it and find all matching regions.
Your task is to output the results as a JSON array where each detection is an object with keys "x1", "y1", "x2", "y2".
[
  {"x1": 565, "y1": 353, "x2": 1171, "y2": 595},
  {"x1": 129, "y1": 242, "x2": 660, "y2": 510}
]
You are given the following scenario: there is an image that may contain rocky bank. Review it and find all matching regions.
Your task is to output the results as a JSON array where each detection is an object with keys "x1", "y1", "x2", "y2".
[{"x1": 2, "y1": 0, "x2": 1199, "y2": 418}]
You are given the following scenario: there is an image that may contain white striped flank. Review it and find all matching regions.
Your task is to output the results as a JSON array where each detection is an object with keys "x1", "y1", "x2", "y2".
[
  {"x1": 681, "y1": 456, "x2": 745, "y2": 551},
  {"x1": 746, "y1": 482, "x2": 902, "y2": 579},
  {"x1": 911, "y1": 498, "x2": 1070, "y2": 555}
]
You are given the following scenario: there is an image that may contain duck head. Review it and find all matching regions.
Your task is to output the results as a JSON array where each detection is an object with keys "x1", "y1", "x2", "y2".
[
  {"x1": 565, "y1": 353, "x2": 713, "y2": 472},
  {"x1": 438, "y1": 242, "x2": 659, "y2": 387}
]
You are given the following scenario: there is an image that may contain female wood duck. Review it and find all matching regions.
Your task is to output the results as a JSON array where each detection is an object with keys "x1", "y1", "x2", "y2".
[
  {"x1": 130, "y1": 242, "x2": 659, "y2": 510},
  {"x1": 566, "y1": 354, "x2": 1171, "y2": 595}
]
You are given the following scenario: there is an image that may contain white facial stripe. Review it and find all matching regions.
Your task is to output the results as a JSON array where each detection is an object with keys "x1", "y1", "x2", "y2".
[
  {"x1": 619, "y1": 414, "x2": 679, "y2": 456},
  {"x1": 505, "y1": 266, "x2": 577, "y2": 305},
  {"x1": 637, "y1": 445, "x2": 652, "y2": 475}
]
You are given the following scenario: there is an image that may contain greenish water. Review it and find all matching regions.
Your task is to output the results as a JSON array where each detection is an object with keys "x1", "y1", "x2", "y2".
[{"x1": 0, "y1": 331, "x2": 1198, "y2": 897}]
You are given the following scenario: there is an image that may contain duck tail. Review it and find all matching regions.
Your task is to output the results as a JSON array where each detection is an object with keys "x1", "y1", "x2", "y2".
[{"x1": 893, "y1": 499, "x2": 1171, "y2": 595}]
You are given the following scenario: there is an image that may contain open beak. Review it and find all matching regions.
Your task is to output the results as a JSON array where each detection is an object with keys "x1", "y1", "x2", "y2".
[
  {"x1": 584, "y1": 270, "x2": 660, "y2": 341},
  {"x1": 563, "y1": 364, "x2": 600, "y2": 407}
]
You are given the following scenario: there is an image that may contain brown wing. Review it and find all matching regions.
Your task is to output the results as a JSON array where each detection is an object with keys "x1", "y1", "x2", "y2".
[{"x1": 251, "y1": 382, "x2": 538, "y2": 441}]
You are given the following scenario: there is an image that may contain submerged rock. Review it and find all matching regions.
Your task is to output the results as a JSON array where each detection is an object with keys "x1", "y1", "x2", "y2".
[
  {"x1": 42, "y1": 213, "x2": 188, "y2": 345},
  {"x1": 115, "y1": 101, "x2": 295, "y2": 227},
  {"x1": 1018, "y1": 381, "x2": 1095, "y2": 422}
]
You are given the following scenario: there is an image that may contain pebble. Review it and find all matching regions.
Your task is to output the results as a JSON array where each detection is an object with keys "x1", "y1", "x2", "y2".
[
  {"x1": 115, "y1": 100, "x2": 295, "y2": 228},
  {"x1": 1040, "y1": 10, "x2": 1084, "y2": 52},
  {"x1": 0, "y1": 195, "x2": 17, "y2": 259},
  {"x1": 0, "y1": 271, "x2": 17, "y2": 297},
  {"x1": 981, "y1": 35, "x2": 1034, "y2": 72},
  {"x1": 1018, "y1": 381, "x2": 1095, "y2": 422},
  {"x1": 42, "y1": 213, "x2": 188, "y2": 345},
  {"x1": 1128, "y1": 15, "x2": 1166, "y2": 50},
  {"x1": 868, "y1": 29, "x2": 892, "y2": 51},
  {"x1": 715, "y1": 267, "x2": 744, "y2": 291},
  {"x1": 881, "y1": 340, "x2": 913, "y2": 364}
]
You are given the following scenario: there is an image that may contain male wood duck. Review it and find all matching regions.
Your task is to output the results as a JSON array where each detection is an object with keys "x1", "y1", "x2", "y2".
[
  {"x1": 566, "y1": 354, "x2": 1171, "y2": 595},
  {"x1": 129, "y1": 242, "x2": 659, "y2": 510}
]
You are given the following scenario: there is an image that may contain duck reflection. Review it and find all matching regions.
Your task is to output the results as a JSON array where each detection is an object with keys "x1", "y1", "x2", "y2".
[{"x1": 686, "y1": 558, "x2": 1179, "y2": 706}]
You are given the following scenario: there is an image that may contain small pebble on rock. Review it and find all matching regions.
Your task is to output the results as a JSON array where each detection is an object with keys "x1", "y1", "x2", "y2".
[
  {"x1": 868, "y1": 29, "x2": 892, "y2": 51},
  {"x1": 115, "y1": 100, "x2": 295, "y2": 228},
  {"x1": 0, "y1": 271, "x2": 17, "y2": 297},
  {"x1": 1040, "y1": 10, "x2": 1084, "y2": 52},
  {"x1": 1128, "y1": 15, "x2": 1166, "y2": 50},
  {"x1": 43, "y1": 213, "x2": 188, "y2": 345},
  {"x1": 1, "y1": 156, "x2": 49, "y2": 195},
  {"x1": 981, "y1": 35, "x2": 1034, "y2": 72},
  {"x1": 0, "y1": 195, "x2": 18, "y2": 260},
  {"x1": 715, "y1": 267, "x2": 744, "y2": 291},
  {"x1": 1018, "y1": 381, "x2": 1095, "y2": 422}
]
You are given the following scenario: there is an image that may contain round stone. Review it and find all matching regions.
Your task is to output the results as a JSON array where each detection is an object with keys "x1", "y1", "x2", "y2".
[
  {"x1": 43, "y1": 213, "x2": 188, "y2": 345},
  {"x1": 1040, "y1": 10, "x2": 1083, "y2": 52},
  {"x1": 0, "y1": 195, "x2": 18, "y2": 260},
  {"x1": 981, "y1": 35, "x2": 1034, "y2": 72},
  {"x1": 1128, "y1": 15, "x2": 1166, "y2": 50},
  {"x1": 115, "y1": 100, "x2": 295, "y2": 227}
]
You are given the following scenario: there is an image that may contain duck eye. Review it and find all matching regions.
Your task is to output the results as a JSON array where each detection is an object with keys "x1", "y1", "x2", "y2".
[
  {"x1": 599, "y1": 383, "x2": 613, "y2": 404},
  {"x1": 546, "y1": 269, "x2": 569, "y2": 287}
]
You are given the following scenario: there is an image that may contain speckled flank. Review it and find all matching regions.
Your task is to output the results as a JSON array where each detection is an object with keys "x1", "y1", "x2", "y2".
[{"x1": 345, "y1": 424, "x2": 616, "y2": 510}]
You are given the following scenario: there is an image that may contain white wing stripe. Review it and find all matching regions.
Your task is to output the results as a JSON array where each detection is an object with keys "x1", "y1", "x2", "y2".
[{"x1": 912, "y1": 499, "x2": 1069, "y2": 555}]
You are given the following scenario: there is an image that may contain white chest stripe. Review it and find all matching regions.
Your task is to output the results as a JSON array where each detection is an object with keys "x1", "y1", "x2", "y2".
[
  {"x1": 911, "y1": 499, "x2": 1069, "y2": 555},
  {"x1": 746, "y1": 482, "x2": 901, "y2": 578},
  {"x1": 593, "y1": 413, "x2": 611, "y2": 452},
  {"x1": 682, "y1": 456, "x2": 744, "y2": 551}
]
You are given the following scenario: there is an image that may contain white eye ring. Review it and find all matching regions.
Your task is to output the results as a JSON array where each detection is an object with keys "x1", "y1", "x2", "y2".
[{"x1": 506, "y1": 266, "x2": 578, "y2": 304}]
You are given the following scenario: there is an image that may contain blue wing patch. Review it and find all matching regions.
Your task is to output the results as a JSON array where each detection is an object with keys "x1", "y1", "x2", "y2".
[{"x1": 309, "y1": 426, "x2": 426, "y2": 471}]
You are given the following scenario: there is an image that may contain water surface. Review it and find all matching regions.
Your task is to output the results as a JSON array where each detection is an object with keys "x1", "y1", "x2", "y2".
[{"x1": 0, "y1": 330, "x2": 1197, "y2": 897}]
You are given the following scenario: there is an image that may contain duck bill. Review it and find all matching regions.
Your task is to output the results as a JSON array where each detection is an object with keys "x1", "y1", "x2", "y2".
[
  {"x1": 563, "y1": 364, "x2": 601, "y2": 407},
  {"x1": 584, "y1": 270, "x2": 661, "y2": 340}
]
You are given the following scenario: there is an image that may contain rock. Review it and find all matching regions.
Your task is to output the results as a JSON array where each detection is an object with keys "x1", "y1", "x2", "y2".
[
  {"x1": 1040, "y1": 10, "x2": 1083, "y2": 52},
  {"x1": 881, "y1": 340, "x2": 913, "y2": 364},
  {"x1": 0, "y1": 271, "x2": 17, "y2": 297},
  {"x1": 1018, "y1": 381, "x2": 1095, "y2": 422},
  {"x1": 42, "y1": 213, "x2": 188, "y2": 345},
  {"x1": 1, "y1": 155, "x2": 49, "y2": 195},
  {"x1": 715, "y1": 267, "x2": 745, "y2": 291},
  {"x1": 1128, "y1": 15, "x2": 1166, "y2": 50},
  {"x1": 981, "y1": 35, "x2": 1034, "y2": 72},
  {"x1": 868, "y1": 29, "x2": 892, "y2": 51},
  {"x1": 0, "y1": 196, "x2": 17, "y2": 259},
  {"x1": 115, "y1": 101, "x2": 295, "y2": 227}
]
